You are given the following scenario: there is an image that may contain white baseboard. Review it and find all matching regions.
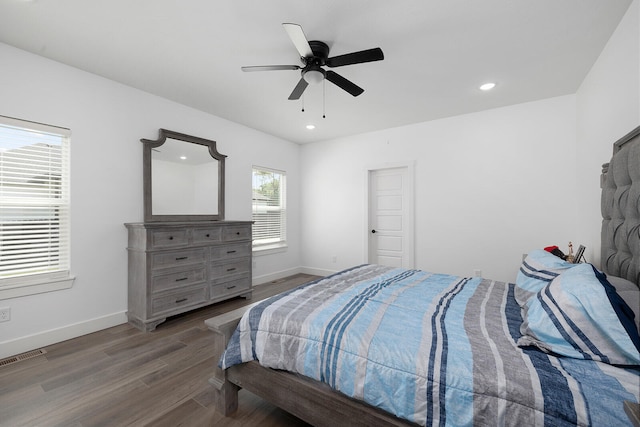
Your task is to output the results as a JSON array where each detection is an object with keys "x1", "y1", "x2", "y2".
[
  {"x1": 299, "y1": 266, "x2": 338, "y2": 277},
  {"x1": 252, "y1": 266, "x2": 338, "y2": 287},
  {"x1": 253, "y1": 267, "x2": 303, "y2": 286},
  {"x1": 0, "y1": 311, "x2": 127, "y2": 360}
]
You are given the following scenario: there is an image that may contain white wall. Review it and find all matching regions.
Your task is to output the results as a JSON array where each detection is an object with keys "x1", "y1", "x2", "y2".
[
  {"x1": 0, "y1": 42, "x2": 301, "y2": 358},
  {"x1": 300, "y1": 0, "x2": 639, "y2": 284},
  {"x1": 300, "y1": 96, "x2": 578, "y2": 283},
  {"x1": 575, "y1": 0, "x2": 640, "y2": 268}
]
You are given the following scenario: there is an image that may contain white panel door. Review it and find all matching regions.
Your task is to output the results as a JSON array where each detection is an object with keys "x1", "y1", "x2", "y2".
[{"x1": 368, "y1": 166, "x2": 413, "y2": 268}]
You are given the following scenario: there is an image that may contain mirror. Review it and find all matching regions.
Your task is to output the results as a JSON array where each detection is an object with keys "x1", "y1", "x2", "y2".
[{"x1": 142, "y1": 129, "x2": 226, "y2": 222}]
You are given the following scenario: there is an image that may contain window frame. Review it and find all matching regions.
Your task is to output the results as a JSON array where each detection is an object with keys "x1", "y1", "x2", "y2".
[
  {"x1": 251, "y1": 165, "x2": 287, "y2": 254},
  {"x1": 0, "y1": 115, "x2": 74, "y2": 300}
]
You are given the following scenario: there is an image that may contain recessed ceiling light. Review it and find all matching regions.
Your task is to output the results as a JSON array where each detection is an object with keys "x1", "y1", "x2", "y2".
[
  {"x1": 306, "y1": 124, "x2": 316, "y2": 130},
  {"x1": 180, "y1": 156, "x2": 187, "y2": 160},
  {"x1": 479, "y1": 82, "x2": 496, "y2": 91}
]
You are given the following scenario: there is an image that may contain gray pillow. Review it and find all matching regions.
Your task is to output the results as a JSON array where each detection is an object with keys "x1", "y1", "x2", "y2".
[{"x1": 608, "y1": 275, "x2": 640, "y2": 332}]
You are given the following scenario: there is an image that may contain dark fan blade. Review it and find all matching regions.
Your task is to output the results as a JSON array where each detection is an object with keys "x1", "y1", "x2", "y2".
[
  {"x1": 283, "y1": 23, "x2": 313, "y2": 58},
  {"x1": 241, "y1": 65, "x2": 301, "y2": 72},
  {"x1": 288, "y1": 78, "x2": 309, "y2": 100},
  {"x1": 326, "y1": 47, "x2": 384, "y2": 68},
  {"x1": 325, "y1": 71, "x2": 364, "y2": 97}
]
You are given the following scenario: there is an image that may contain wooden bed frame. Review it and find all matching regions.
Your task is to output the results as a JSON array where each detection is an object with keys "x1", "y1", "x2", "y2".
[{"x1": 205, "y1": 303, "x2": 419, "y2": 427}]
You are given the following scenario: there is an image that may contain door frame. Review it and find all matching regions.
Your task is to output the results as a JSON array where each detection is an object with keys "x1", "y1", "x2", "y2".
[{"x1": 364, "y1": 161, "x2": 415, "y2": 268}]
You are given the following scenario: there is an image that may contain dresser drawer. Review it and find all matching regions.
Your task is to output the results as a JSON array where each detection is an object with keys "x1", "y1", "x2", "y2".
[
  {"x1": 151, "y1": 229, "x2": 188, "y2": 249},
  {"x1": 210, "y1": 276, "x2": 251, "y2": 300},
  {"x1": 151, "y1": 285, "x2": 208, "y2": 316},
  {"x1": 152, "y1": 267, "x2": 206, "y2": 292},
  {"x1": 210, "y1": 258, "x2": 250, "y2": 279},
  {"x1": 192, "y1": 227, "x2": 222, "y2": 244},
  {"x1": 151, "y1": 248, "x2": 205, "y2": 269},
  {"x1": 222, "y1": 225, "x2": 251, "y2": 242},
  {"x1": 210, "y1": 242, "x2": 251, "y2": 261}
]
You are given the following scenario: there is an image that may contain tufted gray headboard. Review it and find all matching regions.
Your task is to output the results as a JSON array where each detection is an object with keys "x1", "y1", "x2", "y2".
[{"x1": 601, "y1": 125, "x2": 640, "y2": 287}]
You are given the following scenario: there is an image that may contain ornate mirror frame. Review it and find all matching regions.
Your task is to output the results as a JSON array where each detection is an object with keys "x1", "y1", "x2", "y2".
[{"x1": 142, "y1": 129, "x2": 226, "y2": 222}]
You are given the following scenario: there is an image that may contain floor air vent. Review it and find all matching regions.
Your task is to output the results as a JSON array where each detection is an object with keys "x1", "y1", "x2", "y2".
[{"x1": 0, "y1": 348, "x2": 47, "y2": 367}]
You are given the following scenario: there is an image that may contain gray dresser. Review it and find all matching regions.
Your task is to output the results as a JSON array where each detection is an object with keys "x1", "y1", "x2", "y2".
[{"x1": 125, "y1": 221, "x2": 252, "y2": 331}]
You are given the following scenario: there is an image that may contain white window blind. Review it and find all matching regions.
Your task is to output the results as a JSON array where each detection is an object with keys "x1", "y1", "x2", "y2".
[
  {"x1": 252, "y1": 166, "x2": 286, "y2": 249},
  {"x1": 0, "y1": 116, "x2": 71, "y2": 286}
]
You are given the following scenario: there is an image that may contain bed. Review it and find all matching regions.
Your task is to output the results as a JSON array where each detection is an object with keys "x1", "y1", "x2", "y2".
[{"x1": 206, "y1": 125, "x2": 640, "y2": 426}]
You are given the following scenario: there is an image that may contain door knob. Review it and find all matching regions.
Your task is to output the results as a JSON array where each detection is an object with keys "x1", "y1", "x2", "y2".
[{"x1": 371, "y1": 230, "x2": 376, "y2": 233}]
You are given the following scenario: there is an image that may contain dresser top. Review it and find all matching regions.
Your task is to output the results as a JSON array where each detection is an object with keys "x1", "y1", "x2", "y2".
[{"x1": 125, "y1": 220, "x2": 253, "y2": 229}]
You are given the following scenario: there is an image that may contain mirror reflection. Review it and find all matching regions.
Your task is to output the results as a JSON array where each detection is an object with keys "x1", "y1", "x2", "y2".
[
  {"x1": 142, "y1": 129, "x2": 226, "y2": 222},
  {"x1": 151, "y1": 138, "x2": 219, "y2": 215}
]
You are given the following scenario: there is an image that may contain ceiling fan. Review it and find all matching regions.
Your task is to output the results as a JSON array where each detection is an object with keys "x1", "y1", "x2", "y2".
[{"x1": 241, "y1": 23, "x2": 384, "y2": 100}]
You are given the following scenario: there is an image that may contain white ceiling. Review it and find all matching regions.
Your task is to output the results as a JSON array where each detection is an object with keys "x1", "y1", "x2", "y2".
[{"x1": 0, "y1": 1, "x2": 632, "y2": 144}]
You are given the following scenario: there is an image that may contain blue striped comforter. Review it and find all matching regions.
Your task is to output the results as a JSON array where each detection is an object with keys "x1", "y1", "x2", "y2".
[{"x1": 219, "y1": 265, "x2": 640, "y2": 426}]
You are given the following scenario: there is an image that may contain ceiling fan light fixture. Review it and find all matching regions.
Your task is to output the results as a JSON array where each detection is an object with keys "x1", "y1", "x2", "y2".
[
  {"x1": 303, "y1": 68, "x2": 325, "y2": 84},
  {"x1": 479, "y1": 82, "x2": 496, "y2": 91},
  {"x1": 241, "y1": 24, "x2": 383, "y2": 100}
]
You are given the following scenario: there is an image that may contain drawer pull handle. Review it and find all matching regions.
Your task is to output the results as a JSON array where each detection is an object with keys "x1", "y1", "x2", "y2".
[
  {"x1": 169, "y1": 236, "x2": 174, "y2": 240},
  {"x1": 175, "y1": 256, "x2": 188, "y2": 260},
  {"x1": 176, "y1": 277, "x2": 189, "y2": 282},
  {"x1": 227, "y1": 268, "x2": 236, "y2": 272},
  {"x1": 236, "y1": 232, "x2": 241, "y2": 235},
  {"x1": 226, "y1": 285, "x2": 236, "y2": 290},
  {"x1": 227, "y1": 250, "x2": 237, "y2": 254},
  {"x1": 175, "y1": 298, "x2": 188, "y2": 303},
  {"x1": 206, "y1": 234, "x2": 210, "y2": 238}
]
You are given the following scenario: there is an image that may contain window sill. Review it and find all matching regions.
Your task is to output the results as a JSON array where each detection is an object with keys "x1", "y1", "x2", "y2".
[
  {"x1": 253, "y1": 243, "x2": 288, "y2": 256},
  {"x1": 0, "y1": 275, "x2": 76, "y2": 300}
]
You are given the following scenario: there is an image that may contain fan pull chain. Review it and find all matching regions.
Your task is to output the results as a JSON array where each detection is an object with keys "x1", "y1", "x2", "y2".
[
  {"x1": 301, "y1": 94, "x2": 305, "y2": 112},
  {"x1": 322, "y1": 79, "x2": 326, "y2": 118}
]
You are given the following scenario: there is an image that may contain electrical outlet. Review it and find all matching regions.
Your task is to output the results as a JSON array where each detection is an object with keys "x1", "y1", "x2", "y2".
[
  {"x1": 474, "y1": 269, "x2": 482, "y2": 278},
  {"x1": 0, "y1": 307, "x2": 10, "y2": 322},
  {"x1": 331, "y1": 256, "x2": 337, "y2": 263}
]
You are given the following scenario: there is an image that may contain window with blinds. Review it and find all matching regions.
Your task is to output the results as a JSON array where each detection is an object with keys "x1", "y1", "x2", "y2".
[
  {"x1": 0, "y1": 116, "x2": 72, "y2": 295},
  {"x1": 252, "y1": 166, "x2": 286, "y2": 249}
]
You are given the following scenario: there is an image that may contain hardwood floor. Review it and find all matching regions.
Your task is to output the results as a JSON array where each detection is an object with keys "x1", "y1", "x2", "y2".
[{"x1": 0, "y1": 274, "x2": 320, "y2": 427}]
